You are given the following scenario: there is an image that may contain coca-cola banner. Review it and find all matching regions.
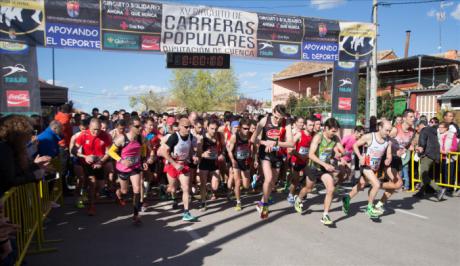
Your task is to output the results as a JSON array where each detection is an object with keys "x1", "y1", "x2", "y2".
[
  {"x1": 0, "y1": 41, "x2": 40, "y2": 114},
  {"x1": 331, "y1": 61, "x2": 359, "y2": 129}
]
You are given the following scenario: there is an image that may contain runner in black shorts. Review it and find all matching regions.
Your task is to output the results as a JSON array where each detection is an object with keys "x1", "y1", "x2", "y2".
[
  {"x1": 251, "y1": 104, "x2": 294, "y2": 219},
  {"x1": 228, "y1": 119, "x2": 252, "y2": 211}
]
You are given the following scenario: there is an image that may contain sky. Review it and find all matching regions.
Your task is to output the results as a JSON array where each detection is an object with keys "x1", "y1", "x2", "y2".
[{"x1": 36, "y1": 0, "x2": 460, "y2": 112}]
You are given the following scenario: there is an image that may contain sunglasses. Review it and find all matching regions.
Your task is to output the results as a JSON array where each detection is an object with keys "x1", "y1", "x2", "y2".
[
  {"x1": 133, "y1": 125, "x2": 141, "y2": 129},
  {"x1": 183, "y1": 125, "x2": 191, "y2": 129},
  {"x1": 241, "y1": 127, "x2": 250, "y2": 130}
]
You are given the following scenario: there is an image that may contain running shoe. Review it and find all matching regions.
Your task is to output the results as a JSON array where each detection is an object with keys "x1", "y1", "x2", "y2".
[
  {"x1": 342, "y1": 195, "x2": 350, "y2": 215},
  {"x1": 251, "y1": 174, "x2": 258, "y2": 189},
  {"x1": 287, "y1": 194, "x2": 295, "y2": 206},
  {"x1": 235, "y1": 202, "x2": 242, "y2": 211},
  {"x1": 87, "y1": 205, "x2": 96, "y2": 216},
  {"x1": 374, "y1": 201, "x2": 385, "y2": 215},
  {"x1": 141, "y1": 202, "x2": 148, "y2": 213},
  {"x1": 321, "y1": 214, "x2": 333, "y2": 225},
  {"x1": 117, "y1": 198, "x2": 126, "y2": 207},
  {"x1": 182, "y1": 211, "x2": 197, "y2": 222},
  {"x1": 294, "y1": 196, "x2": 303, "y2": 214},
  {"x1": 172, "y1": 200, "x2": 179, "y2": 210},
  {"x1": 256, "y1": 201, "x2": 269, "y2": 219},
  {"x1": 133, "y1": 214, "x2": 141, "y2": 225},
  {"x1": 76, "y1": 198, "x2": 84, "y2": 209},
  {"x1": 283, "y1": 181, "x2": 290, "y2": 193},
  {"x1": 199, "y1": 202, "x2": 207, "y2": 212},
  {"x1": 436, "y1": 188, "x2": 446, "y2": 202},
  {"x1": 366, "y1": 204, "x2": 380, "y2": 218}
]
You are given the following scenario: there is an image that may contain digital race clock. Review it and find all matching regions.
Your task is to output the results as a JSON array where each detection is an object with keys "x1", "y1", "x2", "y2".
[{"x1": 166, "y1": 53, "x2": 230, "y2": 69}]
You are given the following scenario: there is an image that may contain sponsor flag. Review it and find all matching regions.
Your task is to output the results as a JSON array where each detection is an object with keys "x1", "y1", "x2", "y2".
[
  {"x1": 302, "y1": 18, "x2": 339, "y2": 62},
  {"x1": 331, "y1": 61, "x2": 359, "y2": 128},
  {"x1": 45, "y1": 0, "x2": 101, "y2": 50},
  {"x1": 0, "y1": 0, "x2": 45, "y2": 45},
  {"x1": 338, "y1": 22, "x2": 376, "y2": 62},
  {"x1": 0, "y1": 40, "x2": 40, "y2": 114}
]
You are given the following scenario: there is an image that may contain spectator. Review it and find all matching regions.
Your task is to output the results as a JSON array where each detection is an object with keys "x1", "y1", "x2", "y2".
[
  {"x1": 0, "y1": 115, "x2": 51, "y2": 194},
  {"x1": 438, "y1": 122, "x2": 457, "y2": 186},
  {"x1": 429, "y1": 117, "x2": 439, "y2": 127},
  {"x1": 37, "y1": 120, "x2": 62, "y2": 158},
  {"x1": 414, "y1": 120, "x2": 446, "y2": 201},
  {"x1": 443, "y1": 111, "x2": 459, "y2": 138},
  {"x1": 92, "y1": 108, "x2": 100, "y2": 118},
  {"x1": 54, "y1": 103, "x2": 72, "y2": 149}
]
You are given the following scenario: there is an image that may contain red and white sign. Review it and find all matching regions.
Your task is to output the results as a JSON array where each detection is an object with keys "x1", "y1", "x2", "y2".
[
  {"x1": 6, "y1": 90, "x2": 30, "y2": 107},
  {"x1": 141, "y1": 35, "x2": 160, "y2": 51},
  {"x1": 338, "y1": 97, "x2": 351, "y2": 111}
]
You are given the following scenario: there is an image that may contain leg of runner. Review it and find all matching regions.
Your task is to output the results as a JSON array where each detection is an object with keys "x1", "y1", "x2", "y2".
[
  {"x1": 115, "y1": 177, "x2": 128, "y2": 207},
  {"x1": 294, "y1": 177, "x2": 315, "y2": 214},
  {"x1": 288, "y1": 168, "x2": 301, "y2": 206},
  {"x1": 233, "y1": 168, "x2": 242, "y2": 211},
  {"x1": 179, "y1": 174, "x2": 196, "y2": 221},
  {"x1": 210, "y1": 170, "x2": 220, "y2": 200},
  {"x1": 362, "y1": 169, "x2": 382, "y2": 218},
  {"x1": 167, "y1": 175, "x2": 179, "y2": 210},
  {"x1": 320, "y1": 173, "x2": 335, "y2": 225},
  {"x1": 74, "y1": 164, "x2": 85, "y2": 208},
  {"x1": 130, "y1": 173, "x2": 142, "y2": 224},
  {"x1": 257, "y1": 160, "x2": 278, "y2": 219},
  {"x1": 342, "y1": 176, "x2": 367, "y2": 215},
  {"x1": 87, "y1": 175, "x2": 97, "y2": 216},
  {"x1": 376, "y1": 167, "x2": 403, "y2": 213},
  {"x1": 227, "y1": 167, "x2": 234, "y2": 199},
  {"x1": 198, "y1": 170, "x2": 209, "y2": 211}
]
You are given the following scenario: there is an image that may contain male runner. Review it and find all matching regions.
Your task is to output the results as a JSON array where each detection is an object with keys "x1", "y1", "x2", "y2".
[
  {"x1": 342, "y1": 120, "x2": 392, "y2": 219},
  {"x1": 160, "y1": 117, "x2": 199, "y2": 221},
  {"x1": 227, "y1": 119, "x2": 252, "y2": 211},
  {"x1": 251, "y1": 104, "x2": 294, "y2": 219},
  {"x1": 293, "y1": 118, "x2": 344, "y2": 225}
]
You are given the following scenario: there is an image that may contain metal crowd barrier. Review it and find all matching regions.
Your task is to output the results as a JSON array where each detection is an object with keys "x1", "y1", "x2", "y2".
[
  {"x1": 411, "y1": 151, "x2": 460, "y2": 191},
  {"x1": 0, "y1": 177, "x2": 63, "y2": 266}
]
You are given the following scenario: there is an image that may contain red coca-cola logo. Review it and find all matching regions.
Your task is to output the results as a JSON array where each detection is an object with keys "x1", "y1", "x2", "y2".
[
  {"x1": 6, "y1": 90, "x2": 30, "y2": 107},
  {"x1": 266, "y1": 128, "x2": 280, "y2": 139},
  {"x1": 141, "y1": 35, "x2": 160, "y2": 51},
  {"x1": 338, "y1": 97, "x2": 352, "y2": 111}
]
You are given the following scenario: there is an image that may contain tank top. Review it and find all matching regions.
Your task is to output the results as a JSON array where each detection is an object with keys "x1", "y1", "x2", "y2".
[
  {"x1": 202, "y1": 134, "x2": 219, "y2": 160},
  {"x1": 261, "y1": 114, "x2": 286, "y2": 156},
  {"x1": 364, "y1": 133, "x2": 388, "y2": 171},
  {"x1": 172, "y1": 132, "x2": 192, "y2": 161},
  {"x1": 392, "y1": 124, "x2": 414, "y2": 157},
  {"x1": 234, "y1": 133, "x2": 250, "y2": 160},
  {"x1": 309, "y1": 133, "x2": 336, "y2": 170},
  {"x1": 116, "y1": 135, "x2": 142, "y2": 173},
  {"x1": 292, "y1": 130, "x2": 313, "y2": 165}
]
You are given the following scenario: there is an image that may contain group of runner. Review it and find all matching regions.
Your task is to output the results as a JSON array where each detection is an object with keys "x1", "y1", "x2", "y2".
[{"x1": 65, "y1": 105, "x2": 441, "y2": 226}]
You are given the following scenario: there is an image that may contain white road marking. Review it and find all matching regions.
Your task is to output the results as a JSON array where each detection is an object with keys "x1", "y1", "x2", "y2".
[
  {"x1": 77, "y1": 227, "x2": 85, "y2": 230},
  {"x1": 393, "y1": 208, "x2": 428, "y2": 220},
  {"x1": 57, "y1": 222, "x2": 68, "y2": 226},
  {"x1": 182, "y1": 226, "x2": 206, "y2": 244},
  {"x1": 65, "y1": 211, "x2": 77, "y2": 215}
]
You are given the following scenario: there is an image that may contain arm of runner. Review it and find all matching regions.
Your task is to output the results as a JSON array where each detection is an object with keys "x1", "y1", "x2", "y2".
[
  {"x1": 107, "y1": 136, "x2": 125, "y2": 162},
  {"x1": 385, "y1": 142, "x2": 392, "y2": 166},
  {"x1": 227, "y1": 134, "x2": 237, "y2": 168},
  {"x1": 278, "y1": 123, "x2": 294, "y2": 148},
  {"x1": 353, "y1": 133, "x2": 371, "y2": 165},
  {"x1": 289, "y1": 132, "x2": 301, "y2": 156},
  {"x1": 251, "y1": 117, "x2": 266, "y2": 148},
  {"x1": 389, "y1": 127, "x2": 398, "y2": 138}
]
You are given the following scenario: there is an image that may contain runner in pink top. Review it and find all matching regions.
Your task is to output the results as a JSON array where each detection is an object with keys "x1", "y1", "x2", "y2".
[{"x1": 341, "y1": 126, "x2": 365, "y2": 164}]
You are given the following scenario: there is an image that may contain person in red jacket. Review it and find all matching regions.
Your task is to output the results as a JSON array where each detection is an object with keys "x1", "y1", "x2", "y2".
[{"x1": 54, "y1": 103, "x2": 72, "y2": 149}]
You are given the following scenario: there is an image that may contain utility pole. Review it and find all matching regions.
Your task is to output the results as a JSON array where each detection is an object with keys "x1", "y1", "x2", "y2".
[{"x1": 369, "y1": 0, "x2": 378, "y2": 118}]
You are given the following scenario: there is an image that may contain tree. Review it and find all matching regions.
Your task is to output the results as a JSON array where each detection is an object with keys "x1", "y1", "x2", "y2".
[
  {"x1": 129, "y1": 90, "x2": 166, "y2": 112},
  {"x1": 170, "y1": 69, "x2": 238, "y2": 112},
  {"x1": 236, "y1": 97, "x2": 263, "y2": 113}
]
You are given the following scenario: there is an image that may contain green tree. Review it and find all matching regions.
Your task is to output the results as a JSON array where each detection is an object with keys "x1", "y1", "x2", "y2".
[
  {"x1": 170, "y1": 69, "x2": 238, "y2": 112},
  {"x1": 377, "y1": 92, "x2": 394, "y2": 120},
  {"x1": 129, "y1": 90, "x2": 166, "y2": 112}
]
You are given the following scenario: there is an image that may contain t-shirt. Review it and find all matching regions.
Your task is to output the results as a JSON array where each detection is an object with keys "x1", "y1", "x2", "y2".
[
  {"x1": 341, "y1": 135, "x2": 357, "y2": 162},
  {"x1": 75, "y1": 130, "x2": 112, "y2": 162}
]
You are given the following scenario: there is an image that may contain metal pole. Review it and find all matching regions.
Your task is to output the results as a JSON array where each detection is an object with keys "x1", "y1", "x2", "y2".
[
  {"x1": 365, "y1": 60, "x2": 370, "y2": 129},
  {"x1": 52, "y1": 48, "x2": 55, "y2": 86},
  {"x1": 418, "y1": 55, "x2": 422, "y2": 88},
  {"x1": 369, "y1": 0, "x2": 378, "y2": 117}
]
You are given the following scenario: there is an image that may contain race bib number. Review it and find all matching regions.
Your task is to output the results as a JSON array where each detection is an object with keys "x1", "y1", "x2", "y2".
[{"x1": 299, "y1": 147, "x2": 309, "y2": 156}]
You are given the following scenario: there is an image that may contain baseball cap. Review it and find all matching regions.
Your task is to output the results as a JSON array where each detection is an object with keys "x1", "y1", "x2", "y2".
[{"x1": 231, "y1": 121, "x2": 240, "y2": 128}]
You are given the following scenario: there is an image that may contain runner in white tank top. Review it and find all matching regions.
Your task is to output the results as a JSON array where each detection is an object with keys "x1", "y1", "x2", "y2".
[{"x1": 342, "y1": 120, "x2": 393, "y2": 219}]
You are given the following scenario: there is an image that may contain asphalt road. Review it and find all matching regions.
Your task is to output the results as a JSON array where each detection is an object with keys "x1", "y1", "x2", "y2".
[{"x1": 27, "y1": 188, "x2": 460, "y2": 266}]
